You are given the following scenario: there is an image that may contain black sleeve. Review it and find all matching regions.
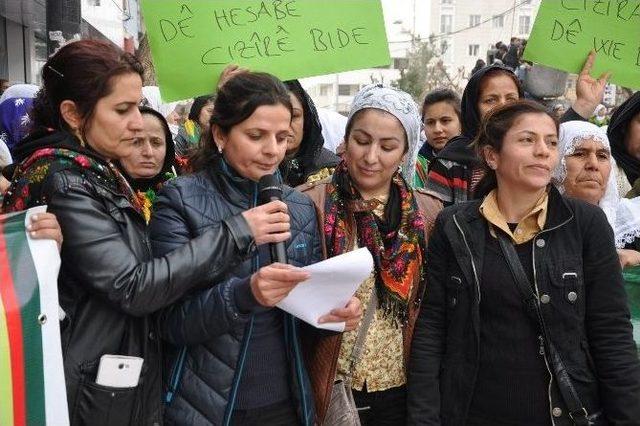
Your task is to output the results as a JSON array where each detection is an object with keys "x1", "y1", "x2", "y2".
[
  {"x1": 407, "y1": 212, "x2": 449, "y2": 425},
  {"x1": 47, "y1": 170, "x2": 252, "y2": 317},
  {"x1": 559, "y1": 107, "x2": 587, "y2": 123}
]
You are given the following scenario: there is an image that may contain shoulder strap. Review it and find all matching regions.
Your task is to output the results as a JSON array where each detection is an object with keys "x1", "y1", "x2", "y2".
[
  {"x1": 346, "y1": 287, "x2": 377, "y2": 380},
  {"x1": 496, "y1": 232, "x2": 589, "y2": 426}
]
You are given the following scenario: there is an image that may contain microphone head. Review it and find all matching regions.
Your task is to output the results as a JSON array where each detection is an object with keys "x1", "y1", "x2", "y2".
[{"x1": 258, "y1": 174, "x2": 282, "y2": 204}]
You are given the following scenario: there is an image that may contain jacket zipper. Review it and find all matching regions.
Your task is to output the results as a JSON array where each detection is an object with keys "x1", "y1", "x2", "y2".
[
  {"x1": 223, "y1": 183, "x2": 259, "y2": 425},
  {"x1": 164, "y1": 347, "x2": 187, "y2": 403},
  {"x1": 453, "y1": 215, "x2": 481, "y2": 302},
  {"x1": 290, "y1": 315, "x2": 311, "y2": 425},
  {"x1": 531, "y1": 215, "x2": 573, "y2": 426},
  {"x1": 452, "y1": 214, "x2": 484, "y2": 420}
]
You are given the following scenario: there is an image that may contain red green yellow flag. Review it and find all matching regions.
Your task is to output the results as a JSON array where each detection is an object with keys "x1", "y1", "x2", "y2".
[{"x1": 0, "y1": 206, "x2": 68, "y2": 426}]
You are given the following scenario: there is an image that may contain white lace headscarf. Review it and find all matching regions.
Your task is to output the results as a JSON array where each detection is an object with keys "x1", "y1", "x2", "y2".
[
  {"x1": 553, "y1": 120, "x2": 640, "y2": 248},
  {"x1": 347, "y1": 84, "x2": 423, "y2": 186}
]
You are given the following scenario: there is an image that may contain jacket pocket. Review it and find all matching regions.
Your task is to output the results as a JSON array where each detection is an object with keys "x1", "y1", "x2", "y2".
[
  {"x1": 547, "y1": 257, "x2": 584, "y2": 312},
  {"x1": 445, "y1": 275, "x2": 464, "y2": 309},
  {"x1": 71, "y1": 380, "x2": 138, "y2": 426}
]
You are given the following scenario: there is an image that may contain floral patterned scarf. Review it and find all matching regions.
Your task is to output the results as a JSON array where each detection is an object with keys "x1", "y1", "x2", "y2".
[
  {"x1": 324, "y1": 161, "x2": 426, "y2": 322},
  {"x1": 3, "y1": 145, "x2": 143, "y2": 216}
]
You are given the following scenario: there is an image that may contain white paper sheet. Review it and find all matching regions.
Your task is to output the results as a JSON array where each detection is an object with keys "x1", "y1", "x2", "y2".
[{"x1": 277, "y1": 248, "x2": 373, "y2": 331}]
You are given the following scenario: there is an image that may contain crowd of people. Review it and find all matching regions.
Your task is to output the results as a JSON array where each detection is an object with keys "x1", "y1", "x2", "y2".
[{"x1": 1, "y1": 37, "x2": 640, "y2": 426}]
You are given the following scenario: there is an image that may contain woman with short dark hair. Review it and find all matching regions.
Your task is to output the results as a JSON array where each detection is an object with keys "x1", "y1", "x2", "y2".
[
  {"x1": 150, "y1": 71, "x2": 361, "y2": 425},
  {"x1": 408, "y1": 100, "x2": 640, "y2": 425}
]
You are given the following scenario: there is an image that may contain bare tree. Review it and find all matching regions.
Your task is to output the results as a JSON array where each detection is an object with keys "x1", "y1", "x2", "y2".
[{"x1": 393, "y1": 35, "x2": 465, "y2": 101}]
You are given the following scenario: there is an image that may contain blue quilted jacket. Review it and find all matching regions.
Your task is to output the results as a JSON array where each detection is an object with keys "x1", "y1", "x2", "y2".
[{"x1": 149, "y1": 159, "x2": 320, "y2": 425}]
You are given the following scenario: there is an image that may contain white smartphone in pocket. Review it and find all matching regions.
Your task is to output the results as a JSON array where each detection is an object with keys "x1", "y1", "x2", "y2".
[{"x1": 95, "y1": 355, "x2": 144, "y2": 388}]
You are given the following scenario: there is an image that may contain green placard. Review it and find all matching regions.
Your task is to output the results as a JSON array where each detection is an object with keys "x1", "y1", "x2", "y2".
[
  {"x1": 523, "y1": 0, "x2": 640, "y2": 89},
  {"x1": 141, "y1": 0, "x2": 391, "y2": 101}
]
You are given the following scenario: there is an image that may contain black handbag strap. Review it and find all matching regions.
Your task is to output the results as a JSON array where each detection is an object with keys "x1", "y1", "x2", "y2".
[{"x1": 496, "y1": 231, "x2": 589, "y2": 426}]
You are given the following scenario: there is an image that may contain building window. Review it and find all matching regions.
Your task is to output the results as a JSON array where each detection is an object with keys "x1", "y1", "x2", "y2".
[
  {"x1": 469, "y1": 15, "x2": 481, "y2": 27},
  {"x1": 319, "y1": 84, "x2": 331, "y2": 97},
  {"x1": 492, "y1": 15, "x2": 504, "y2": 28},
  {"x1": 338, "y1": 84, "x2": 359, "y2": 96},
  {"x1": 468, "y1": 44, "x2": 480, "y2": 56},
  {"x1": 519, "y1": 16, "x2": 531, "y2": 34},
  {"x1": 440, "y1": 15, "x2": 453, "y2": 34}
]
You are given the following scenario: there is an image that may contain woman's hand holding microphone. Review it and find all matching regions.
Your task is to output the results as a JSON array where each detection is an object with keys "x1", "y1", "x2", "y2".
[
  {"x1": 242, "y1": 200, "x2": 303, "y2": 307},
  {"x1": 241, "y1": 200, "x2": 363, "y2": 331}
]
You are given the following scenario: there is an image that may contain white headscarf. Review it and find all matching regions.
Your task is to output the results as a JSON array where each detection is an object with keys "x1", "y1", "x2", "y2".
[
  {"x1": 0, "y1": 84, "x2": 39, "y2": 104},
  {"x1": 554, "y1": 121, "x2": 640, "y2": 248},
  {"x1": 141, "y1": 86, "x2": 178, "y2": 120},
  {"x1": 347, "y1": 84, "x2": 423, "y2": 186}
]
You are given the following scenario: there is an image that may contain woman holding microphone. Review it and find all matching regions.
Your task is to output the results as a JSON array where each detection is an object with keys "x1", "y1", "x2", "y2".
[{"x1": 150, "y1": 71, "x2": 361, "y2": 426}]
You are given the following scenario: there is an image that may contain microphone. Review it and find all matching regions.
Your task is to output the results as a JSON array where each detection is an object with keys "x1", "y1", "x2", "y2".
[{"x1": 258, "y1": 174, "x2": 288, "y2": 264}]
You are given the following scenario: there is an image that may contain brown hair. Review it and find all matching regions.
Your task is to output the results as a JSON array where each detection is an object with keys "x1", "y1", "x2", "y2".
[
  {"x1": 189, "y1": 72, "x2": 292, "y2": 172},
  {"x1": 473, "y1": 100, "x2": 559, "y2": 198},
  {"x1": 31, "y1": 39, "x2": 144, "y2": 137},
  {"x1": 421, "y1": 88, "x2": 461, "y2": 124}
]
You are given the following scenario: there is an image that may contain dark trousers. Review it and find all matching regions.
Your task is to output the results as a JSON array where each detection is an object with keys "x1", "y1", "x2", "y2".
[
  {"x1": 231, "y1": 399, "x2": 298, "y2": 425},
  {"x1": 352, "y1": 384, "x2": 406, "y2": 426}
]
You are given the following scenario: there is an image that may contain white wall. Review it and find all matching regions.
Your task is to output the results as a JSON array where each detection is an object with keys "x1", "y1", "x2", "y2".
[
  {"x1": 5, "y1": 19, "x2": 26, "y2": 82},
  {"x1": 82, "y1": 0, "x2": 126, "y2": 48},
  {"x1": 431, "y1": 0, "x2": 540, "y2": 79}
]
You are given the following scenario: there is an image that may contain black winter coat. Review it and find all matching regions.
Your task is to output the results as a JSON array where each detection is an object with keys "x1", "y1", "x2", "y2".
[
  {"x1": 2, "y1": 131, "x2": 253, "y2": 425},
  {"x1": 407, "y1": 187, "x2": 640, "y2": 425},
  {"x1": 149, "y1": 160, "x2": 320, "y2": 426}
]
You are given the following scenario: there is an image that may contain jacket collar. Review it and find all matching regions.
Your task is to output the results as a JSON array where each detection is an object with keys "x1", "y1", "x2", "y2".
[
  {"x1": 207, "y1": 157, "x2": 258, "y2": 208},
  {"x1": 454, "y1": 185, "x2": 572, "y2": 231},
  {"x1": 207, "y1": 157, "x2": 287, "y2": 208}
]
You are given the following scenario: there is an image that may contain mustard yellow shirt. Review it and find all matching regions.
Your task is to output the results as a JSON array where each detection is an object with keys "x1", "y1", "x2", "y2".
[{"x1": 479, "y1": 189, "x2": 549, "y2": 244}]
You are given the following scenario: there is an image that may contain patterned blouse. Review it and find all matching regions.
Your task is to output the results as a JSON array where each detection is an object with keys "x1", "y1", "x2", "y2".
[{"x1": 335, "y1": 195, "x2": 408, "y2": 392}]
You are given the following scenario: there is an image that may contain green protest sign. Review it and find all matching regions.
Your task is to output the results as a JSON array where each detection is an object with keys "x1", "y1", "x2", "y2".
[
  {"x1": 523, "y1": 0, "x2": 640, "y2": 89},
  {"x1": 140, "y1": 0, "x2": 391, "y2": 101}
]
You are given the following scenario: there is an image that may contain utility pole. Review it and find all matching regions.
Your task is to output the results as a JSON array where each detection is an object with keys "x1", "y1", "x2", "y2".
[{"x1": 46, "y1": 0, "x2": 82, "y2": 55}]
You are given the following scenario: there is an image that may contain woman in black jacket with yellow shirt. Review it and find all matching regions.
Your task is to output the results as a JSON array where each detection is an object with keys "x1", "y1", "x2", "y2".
[{"x1": 407, "y1": 101, "x2": 640, "y2": 425}]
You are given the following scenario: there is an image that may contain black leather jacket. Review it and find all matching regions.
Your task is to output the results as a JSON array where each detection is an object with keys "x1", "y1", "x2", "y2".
[
  {"x1": 3, "y1": 132, "x2": 254, "y2": 425},
  {"x1": 149, "y1": 161, "x2": 320, "y2": 425},
  {"x1": 407, "y1": 187, "x2": 640, "y2": 425}
]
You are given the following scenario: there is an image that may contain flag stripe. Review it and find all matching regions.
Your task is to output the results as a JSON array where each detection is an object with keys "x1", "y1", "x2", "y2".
[
  {"x1": 4, "y1": 214, "x2": 46, "y2": 425},
  {"x1": 25, "y1": 207, "x2": 69, "y2": 425},
  {"x1": 0, "y1": 231, "x2": 15, "y2": 426},
  {"x1": 0, "y1": 217, "x2": 27, "y2": 426}
]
